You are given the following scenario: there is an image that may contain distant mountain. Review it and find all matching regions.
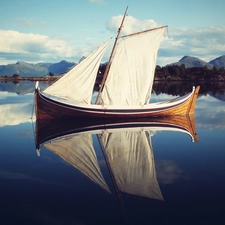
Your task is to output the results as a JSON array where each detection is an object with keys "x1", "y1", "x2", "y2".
[
  {"x1": 209, "y1": 55, "x2": 225, "y2": 68},
  {"x1": 0, "y1": 60, "x2": 75, "y2": 77},
  {"x1": 1, "y1": 55, "x2": 224, "y2": 77},
  {"x1": 0, "y1": 61, "x2": 49, "y2": 77},
  {"x1": 0, "y1": 65, "x2": 5, "y2": 72},
  {"x1": 48, "y1": 60, "x2": 75, "y2": 75},
  {"x1": 171, "y1": 56, "x2": 214, "y2": 69}
]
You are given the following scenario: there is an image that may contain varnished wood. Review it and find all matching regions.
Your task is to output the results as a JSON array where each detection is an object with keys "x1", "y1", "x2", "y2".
[{"x1": 34, "y1": 86, "x2": 200, "y2": 120}]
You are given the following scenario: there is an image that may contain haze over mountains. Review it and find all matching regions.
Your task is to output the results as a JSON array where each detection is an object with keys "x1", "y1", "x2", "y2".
[{"x1": 0, "y1": 55, "x2": 224, "y2": 77}]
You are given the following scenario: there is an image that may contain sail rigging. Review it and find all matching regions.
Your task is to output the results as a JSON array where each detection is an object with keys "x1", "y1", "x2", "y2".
[
  {"x1": 43, "y1": 39, "x2": 111, "y2": 104},
  {"x1": 34, "y1": 6, "x2": 200, "y2": 120},
  {"x1": 98, "y1": 26, "x2": 167, "y2": 106}
]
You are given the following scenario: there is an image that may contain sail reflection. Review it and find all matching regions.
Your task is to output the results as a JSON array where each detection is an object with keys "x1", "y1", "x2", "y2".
[
  {"x1": 44, "y1": 133, "x2": 111, "y2": 193},
  {"x1": 35, "y1": 116, "x2": 198, "y2": 202},
  {"x1": 99, "y1": 128, "x2": 163, "y2": 200}
]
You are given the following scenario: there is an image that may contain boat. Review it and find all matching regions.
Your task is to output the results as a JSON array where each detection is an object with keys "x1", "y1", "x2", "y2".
[
  {"x1": 34, "y1": 7, "x2": 200, "y2": 120},
  {"x1": 35, "y1": 115, "x2": 199, "y2": 203}
]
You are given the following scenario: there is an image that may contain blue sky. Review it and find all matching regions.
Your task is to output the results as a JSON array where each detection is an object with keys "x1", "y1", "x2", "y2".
[{"x1": 0, "y1": 0, "x2": 225, "y2": 66}]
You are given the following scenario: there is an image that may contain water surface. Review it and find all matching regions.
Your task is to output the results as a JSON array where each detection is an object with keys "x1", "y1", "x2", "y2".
[{"x1": 0, "y1": 81, "x2": 225, "y2": 225}]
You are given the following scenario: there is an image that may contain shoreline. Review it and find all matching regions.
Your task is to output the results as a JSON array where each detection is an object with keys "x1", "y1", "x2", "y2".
[
  {"x1": 0, "y1": 76, "x2": 224, "y2": 83},
  {"x1": 0, "y1": 76, "x2": 59, "y2": 82}
]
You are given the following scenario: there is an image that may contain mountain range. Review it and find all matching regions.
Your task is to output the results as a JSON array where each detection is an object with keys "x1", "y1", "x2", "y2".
[
  {"x1": 0, "y1": 55, "x2": 224, "y2": 77},
  {"x1": 171, "y1": 55, "x2": 225, "y2": 69},
  {"x1": 0, "y1": 60, "x2": 76, "y2": 77}
]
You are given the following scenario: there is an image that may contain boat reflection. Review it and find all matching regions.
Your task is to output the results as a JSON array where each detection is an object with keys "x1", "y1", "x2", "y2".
[{"x1": 35, "y1": 116, "x2": 198, "y2": 204}]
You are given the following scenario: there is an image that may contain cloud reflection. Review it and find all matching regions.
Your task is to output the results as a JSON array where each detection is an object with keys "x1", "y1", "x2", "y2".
[
  {"x1": 156, "y1": 159, "x2": 184, "y2": 184},
  {"x1": 195, "y1": 95, "x2": 225, "y2": 130},
  {"x1": 0, "y1": 103, "x2": 32, "y2": 127}
]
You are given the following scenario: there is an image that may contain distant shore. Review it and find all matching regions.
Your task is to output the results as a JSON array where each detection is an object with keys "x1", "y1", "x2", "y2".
[
  {"x1": 1, "y1": 75, "x2": 225, "y2": 83},
  {"x1": 0, "y1": 76, "x2": 59, "y2": 82}
]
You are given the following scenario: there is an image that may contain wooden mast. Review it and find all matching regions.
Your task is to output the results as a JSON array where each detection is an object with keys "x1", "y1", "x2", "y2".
[{"x1": 95, "y1": 6, "x2": 129, "y2": 104}]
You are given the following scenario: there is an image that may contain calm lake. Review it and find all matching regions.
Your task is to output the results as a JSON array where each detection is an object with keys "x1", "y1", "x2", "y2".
[{"x1": 0, "y1": 81, "x2": 225, "y2": 225}]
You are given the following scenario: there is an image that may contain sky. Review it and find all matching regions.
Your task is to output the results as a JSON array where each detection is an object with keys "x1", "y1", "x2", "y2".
[{"x1": 0, "y1": 0, "x2": 225, "y2": 66}]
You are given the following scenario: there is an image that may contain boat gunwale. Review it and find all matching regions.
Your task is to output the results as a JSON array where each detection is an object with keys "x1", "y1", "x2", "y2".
[{"x1": 37, "y1": 87, "x2": 195, "y2": 114}]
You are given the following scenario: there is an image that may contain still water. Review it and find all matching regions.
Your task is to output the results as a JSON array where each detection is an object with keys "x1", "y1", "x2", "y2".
[{"x1": 0, "y1": 81, "x2": 225, "y2": 225}]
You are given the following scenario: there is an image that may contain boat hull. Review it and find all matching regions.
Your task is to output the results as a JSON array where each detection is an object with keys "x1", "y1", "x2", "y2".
[{"x1": 34, "y1": 86, "x2": 200, "y2": 120}]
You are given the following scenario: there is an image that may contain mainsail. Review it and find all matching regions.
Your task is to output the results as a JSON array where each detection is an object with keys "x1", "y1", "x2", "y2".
[
  {"x1": 100, "y1": 129, "x2": 164, "y2": 200},
  {"x1": 44, "y1": 134, "x2": 110, "y2": 193},
  {"x1": 99, "y1": 27, "x2": 167, "y2": 106},
  {"x1": 43, "y1": 39, "x2": 111, "y2": 104}
]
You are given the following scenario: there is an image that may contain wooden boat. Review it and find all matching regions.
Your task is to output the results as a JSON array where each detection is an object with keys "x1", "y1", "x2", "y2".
[
  {"x1": 35, "y1": 115, "x2": 199, "y2": 202},
  {"x1": 34, "y1": 7, "x2": 200, "y2": 120}
]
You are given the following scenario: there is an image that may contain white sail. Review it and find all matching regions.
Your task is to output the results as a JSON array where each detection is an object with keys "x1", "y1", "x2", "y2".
[
  {"x1": 43, "y1": 39, "x2": 111, "y2": 104},
  {"x1": 99, "y1": 27, "x2": 166, "y2": 106},
  {"x1": 44, "y1": 134, "x2": 111, "y2": 193},
  {"x1": 101, "y1": 129, "x2": 164, "y2": 201}
]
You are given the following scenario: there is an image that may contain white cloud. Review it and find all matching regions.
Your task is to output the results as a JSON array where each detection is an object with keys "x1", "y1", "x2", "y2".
[
  {"x1": 0, "y1": 30, "x2": 73, "y2": 58},
  {"x1": 89, "y1": 0, "x2": 107, "y2": 4},
  {"x1": 107, "y1": 16, "x2": 225, "y2": 65},
  {"x1": 107, "y1": 15, "x2": 158, "y2": 35},
  {"x1": 14, "y1": 18, "x2": 33, "y2": 27},
  {"x1": 159, "y1": 26, "x2": 225, "y2": 65},
  {"x1": 0, "y1": 30, "x2": 107, "y2": 64},
  {"x1": 0, "y1": 16, "x2": 225, "y2": 66},
  {"x1": 13, "y1": 18, "x2": 47, "y2": 28}
]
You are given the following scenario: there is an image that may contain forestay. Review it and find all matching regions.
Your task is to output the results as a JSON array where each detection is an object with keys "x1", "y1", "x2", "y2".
[
  {"x1": 99, "y1": 27, "x2": 166, "y2": 106},
  {"x1": 43, "y1": 39, "x2": 111, "y2": 104}
]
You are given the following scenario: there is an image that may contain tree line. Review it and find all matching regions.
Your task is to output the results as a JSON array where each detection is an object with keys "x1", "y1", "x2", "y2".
[
  {"x1": 1, "y1": 63, "x2": 225, "y2": 84},
  {"x1": 97, "y1": 63, "x2": 225, "y2": 83},
  {"x1": 154, "y1": 64, "x2": 225, "y2": 81}
]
